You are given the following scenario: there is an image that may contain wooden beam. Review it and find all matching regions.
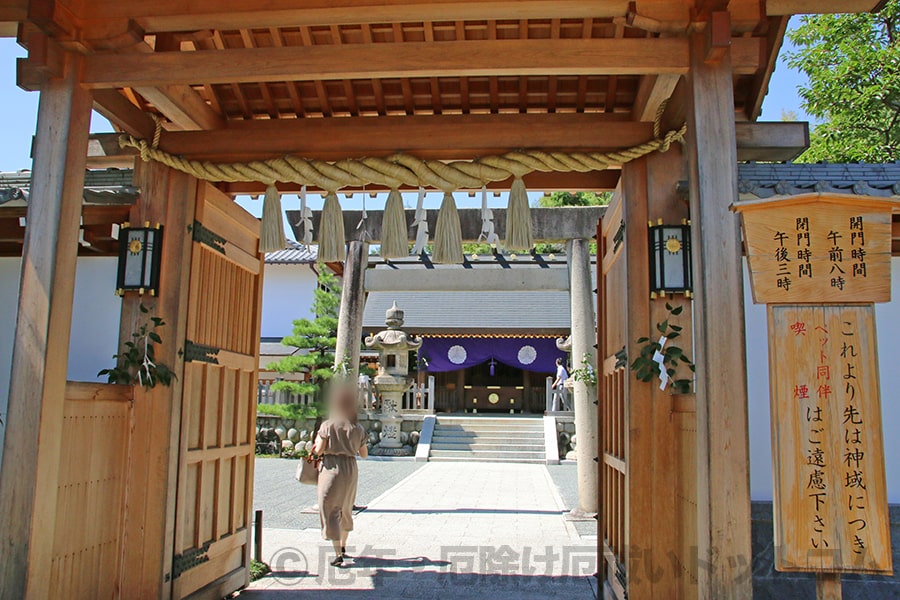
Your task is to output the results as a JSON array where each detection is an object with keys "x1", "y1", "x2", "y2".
[
  {"x1": 0, "y1": 55, "x2": 93, "y2": 600},
  {"x1": 86, "y1": 132, "x2": 137, "y2": 168},
  {"x1": 160, "y1": 113, "x2": 654, "y2": 161},
  {"x1": 0, "y1": 0, "x2": 27, "y2": 36},
  {"x1": 704, "y1": 11, "x2": 731, "y2": 64},
  {"x1": 685, "y1": 31, "x2": 752, "y2": 600},
  {"x1": 149, "y1": 115, "x2": 804, "y2": 163},
  {"x1": 735, "y1": 121, "x2": 809, "y2": 161},
  {"x1": 631, "y1": 74, "x2": 681, "y2": 122},
  {"x1": 91, "y1": 88, "x2": 156, "y2": 139},
  {"x1": 746, "y1": 15, "x2": 789, "y2": 121},
  {"x1": 365, "y1": 267, "x2": 569, "y2": 292},
  {"x1": 134, "y1": 84, "x2": 224, "y2": 131},
  {"x1": 223, "y1": 170, "x2": 623, "y2": 194},
  {"x1": 766, "y1": 0, "x2": 884, "y2": 15},
  {"x1": 81, "y1": 37, "x2": 763, "y2": 88},
  {"x1": 83, "y1": 1, "x2": 638, "y2": 33}
]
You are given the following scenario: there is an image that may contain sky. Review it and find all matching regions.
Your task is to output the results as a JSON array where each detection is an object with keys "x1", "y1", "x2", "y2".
[{"x1": 0, "y1": 17, "x2": 816, "y2": 232}]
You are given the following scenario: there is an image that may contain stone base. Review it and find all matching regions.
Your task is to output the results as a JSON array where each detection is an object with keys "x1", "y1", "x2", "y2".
[
  {"x1": 564, "y1": 508, "x2": 598, "y2": 522},
  {"x1": 369, "y1": 444, "x2": 415, "y2": 457}
]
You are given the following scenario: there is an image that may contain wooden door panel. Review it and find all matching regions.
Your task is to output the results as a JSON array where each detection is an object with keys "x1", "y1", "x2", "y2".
[
  {"x1": 172, "y1": 183, "x2": 262, "y2": 599},
  {"x1": 598, "y1": 199, "x2": 629, "y2": 600}
]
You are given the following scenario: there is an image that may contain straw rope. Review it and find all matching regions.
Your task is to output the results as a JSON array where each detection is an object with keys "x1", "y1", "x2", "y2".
[{"x1": 120, "y1": 106, "x2": 685, "y2": 191}]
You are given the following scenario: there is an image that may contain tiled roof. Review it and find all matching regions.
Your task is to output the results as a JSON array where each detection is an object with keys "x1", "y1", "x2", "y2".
[
  {"x1": 735, "y1": 162, "x2": 900, "y2": 199},
  {"x1": 265, "y1": 239, "x2": 318, "y2": 264},
  {"x1": 363, "y1": 290, "x2": 571, "y2": 335}
]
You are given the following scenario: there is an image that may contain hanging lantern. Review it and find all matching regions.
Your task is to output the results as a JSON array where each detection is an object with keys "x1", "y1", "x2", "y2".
[
  {"x1": 116, "y1": 222, "x2": 163, "y2": 296},
  {"x1": 648, "y1": 220, "x2": 692, "y2": 298}
]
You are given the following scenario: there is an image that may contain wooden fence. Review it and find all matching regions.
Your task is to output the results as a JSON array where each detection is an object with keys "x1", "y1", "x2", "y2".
[
  {"x1": 49, "y1": 381, "x2": 133, "y2": 599},
  {"x1": 256, "y1": 378, "x2": 316, "y2": 406}
]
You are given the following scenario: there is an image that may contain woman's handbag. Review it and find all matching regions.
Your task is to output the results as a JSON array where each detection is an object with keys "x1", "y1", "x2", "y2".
[{"x1": 296, "y1": 454, "x2": 321, "y2": 485}]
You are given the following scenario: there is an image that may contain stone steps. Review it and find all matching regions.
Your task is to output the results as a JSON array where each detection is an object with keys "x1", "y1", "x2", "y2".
[{"x1": 429, "y1": 416, "x2": 546, "y2": 464}]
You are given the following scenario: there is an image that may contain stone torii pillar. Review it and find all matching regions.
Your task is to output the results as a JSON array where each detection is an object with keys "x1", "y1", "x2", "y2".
[{"x1": 559, "y1": 238, "x2": 599, "y2": 518}]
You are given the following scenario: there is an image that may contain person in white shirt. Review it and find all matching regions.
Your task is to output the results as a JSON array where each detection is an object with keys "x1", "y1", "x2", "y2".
[{"x1": 551, "y1": 358, "x2": 570, "y2": 411}]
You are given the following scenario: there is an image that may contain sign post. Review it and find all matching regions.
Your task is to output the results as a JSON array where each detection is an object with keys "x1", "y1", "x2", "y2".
[{"x1": 734, "y1": 194, "x2": 897, "y2": 599}]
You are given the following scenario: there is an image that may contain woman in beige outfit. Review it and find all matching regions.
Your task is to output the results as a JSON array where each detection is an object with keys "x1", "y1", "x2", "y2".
[{"x1": 313, "y1": 386, "x2": 368, "y2": 566}]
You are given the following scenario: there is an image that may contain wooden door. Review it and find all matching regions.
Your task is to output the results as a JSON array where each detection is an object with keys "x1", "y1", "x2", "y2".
[
  {"x1": 171, "y1": 184, "x2": 264, "y2": 599},
  {"x1": 598, "y1": 196, "x2": 629, "y2": 600}
]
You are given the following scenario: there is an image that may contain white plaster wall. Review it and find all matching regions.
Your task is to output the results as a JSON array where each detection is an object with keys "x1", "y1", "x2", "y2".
[
  {"x1": 259, "y1": 263, "x2": 318, "y2": 339},
  {"x1": 746, "y1": 257, "x2": 900, "y2": 503},
  {"x1": 0, "y1": 256, "x2": 121, "y2": 466}
]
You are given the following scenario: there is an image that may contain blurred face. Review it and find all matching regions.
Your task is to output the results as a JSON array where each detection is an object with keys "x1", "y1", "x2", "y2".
[{"x1": 331, "y1": 384, "x2": 358, "y2": 420}]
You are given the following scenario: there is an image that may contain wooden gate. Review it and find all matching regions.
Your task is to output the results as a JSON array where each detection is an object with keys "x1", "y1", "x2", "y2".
[
  {"x1": 598, "y1": 152, "x2": 698, "y2": 600},
  {"x1": 598, "y1": 196, "x2": 629, "y2": 600},
  {"x1": 170, "y1": 183, "x2": 264, "y2": 599}
]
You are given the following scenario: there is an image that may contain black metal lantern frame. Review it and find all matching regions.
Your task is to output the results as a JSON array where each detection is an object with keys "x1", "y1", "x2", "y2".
[
  {"x1": 648, "y1": 222, "x2": 692, "y2": 298},
  {"x1": 116, "y1": 222, "x2": 163, "y2": 296}
]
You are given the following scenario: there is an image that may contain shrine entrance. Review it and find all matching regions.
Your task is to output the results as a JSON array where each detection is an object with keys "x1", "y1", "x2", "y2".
[{"x1": 0, "y1": 2, "x2": 864, "y2": 600}]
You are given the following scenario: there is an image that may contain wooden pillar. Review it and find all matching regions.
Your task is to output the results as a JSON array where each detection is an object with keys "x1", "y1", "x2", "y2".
[
  {"x1": 621, "y1": 148, "x2": 690, "y2": 598},
  {"x1": 0, "y1": 56, "x2": 92, "y2": 599},
  {"x1": 334, "y1": 240, "x2": 369, "y2": 382},
  {"x1": 686, "y1": 24, "x2": 753, "y2": 600},
  {"x1": 567, "y1": 238, "x2": 599, "y2": 516},
  {"x1": 118, "y1": 161, "x2": 198, "y2": 597}
]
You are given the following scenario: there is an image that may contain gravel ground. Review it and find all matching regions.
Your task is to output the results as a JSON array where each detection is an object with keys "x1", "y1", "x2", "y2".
[
  {"x1": 545, "y1": 463, "x2": 597, "y2": 538},
  {"x1": 253, "y1": 458, "x2": 423, "y2": 530}
]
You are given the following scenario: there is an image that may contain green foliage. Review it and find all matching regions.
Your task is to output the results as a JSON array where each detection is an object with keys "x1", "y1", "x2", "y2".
[
  {"x1": 461, "y1": 242, "x2": 496, "y2": 256},
  {"x1": 570, "y1": 353, "x2": 597, "y2": 387},
  {"x1": 98, "y1": 304, "x2": 175, "y2": 389},
  {"x1": 249, "y1": 560, "x2": 271, "y2": 582},
  {"x1": 787, "y1": 5, "x2": 900, "y2": 162},
  {"x1": 536, "y1": 191, "x2": 612, "y2": 208},
  {"x1": 257, "y1": 402, "x2": 326, "y2": 420},
  {"x1": 629, "y1": 303, "x2": 695, "y2": 395},
  {"x1": 266, "y1": 271, "x2": 340, "y2": 399}
]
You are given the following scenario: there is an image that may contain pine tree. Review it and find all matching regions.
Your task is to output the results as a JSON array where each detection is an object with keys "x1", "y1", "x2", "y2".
[{"x1": 267, "y1": 270, "x2": 340, "y2": 399}]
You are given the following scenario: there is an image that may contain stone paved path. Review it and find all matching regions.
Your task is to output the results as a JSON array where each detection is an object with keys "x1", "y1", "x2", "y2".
[{"x1": 239, "y1": 461, "x2": 598, "y2": 599}]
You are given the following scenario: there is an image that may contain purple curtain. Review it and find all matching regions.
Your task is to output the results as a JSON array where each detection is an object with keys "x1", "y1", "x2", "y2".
[{"x1": 420, "y1": 337, "x2": 565, "y2": 374}]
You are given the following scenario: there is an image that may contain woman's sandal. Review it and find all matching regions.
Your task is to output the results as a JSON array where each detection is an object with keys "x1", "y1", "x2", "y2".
[
  {"x1": 330, "y1": 555, "x2": 343, "y2": 567},
  {"x1": 341, "y1": 546, "x2": 347, "y2": 558}
]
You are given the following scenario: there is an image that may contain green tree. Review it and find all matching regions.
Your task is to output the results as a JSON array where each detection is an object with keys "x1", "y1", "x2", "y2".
[
  {"x1": 267, "y1": 270, "x2": 340, "y2": 398},
  {"x1": 787, "y1": 5, "x2": 900, "y2": 162},
  {"x1": 536, "y1": 191, "x2": 612, "y2": 208}
]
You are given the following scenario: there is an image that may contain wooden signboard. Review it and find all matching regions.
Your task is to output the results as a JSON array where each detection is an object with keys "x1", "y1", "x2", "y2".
[
  {"x1": 735, "y1": 195, "x2": 896, "y2": 304},
  {"x1": 769, "y1": 304, "x2": 892, "y2": 574}
]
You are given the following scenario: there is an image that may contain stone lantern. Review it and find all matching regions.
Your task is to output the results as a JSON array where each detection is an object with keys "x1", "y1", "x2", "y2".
[{"x1": 364, "y1": 302, "x2": 422, "y2": 456}]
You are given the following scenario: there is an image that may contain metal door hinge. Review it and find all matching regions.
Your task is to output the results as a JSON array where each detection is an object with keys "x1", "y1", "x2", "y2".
[
  {"x1": 184, "y1": 340, "x2": 220, "y2": 364},
  {"x1": 172, "y1": 542, "x2": 211, "y2": 579},
  {"x1": 192, "y1": 220, "x2": 226, "y2": 254}
]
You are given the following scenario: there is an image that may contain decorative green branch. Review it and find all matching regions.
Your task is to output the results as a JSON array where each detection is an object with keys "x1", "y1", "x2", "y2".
[
  {"x1": 630, "y1": 302, "x2": 695, "y2": 395},
  {"x1": 98, "y1": 303, "x2": 175, "y2": 389},
  {"x1": 570, "y1": 352, "x2": 597, "y2": 387}
]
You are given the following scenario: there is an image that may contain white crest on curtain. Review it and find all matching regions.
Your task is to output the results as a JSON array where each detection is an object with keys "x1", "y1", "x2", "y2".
[
  {"x1": 477, "y1": 185, "x2": 499, "y2": 247},
  {"x1": 411, "y1": 187, "x2": 429, "y2": 255},
  {"x1": 295, "y1": 185, "x2": 314, "y2": 248}
]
